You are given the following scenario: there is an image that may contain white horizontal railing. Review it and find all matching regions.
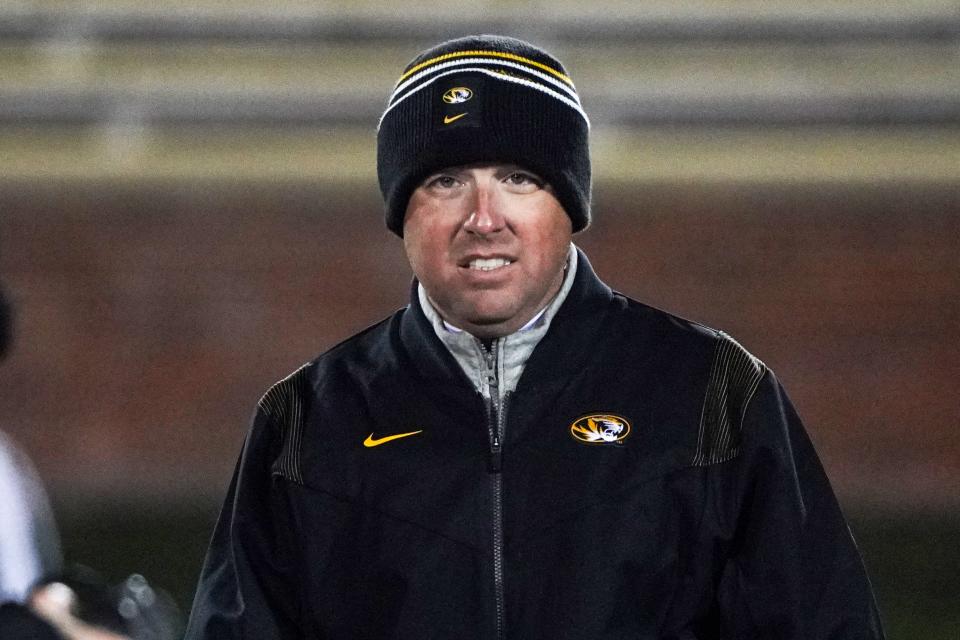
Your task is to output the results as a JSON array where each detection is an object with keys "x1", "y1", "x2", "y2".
[
  {"x1": 1, "y1": 2, "x2": 958, "y2": 43},
  {"x1": 0, "y1": 40, "x2": 957, "y2": 126}
]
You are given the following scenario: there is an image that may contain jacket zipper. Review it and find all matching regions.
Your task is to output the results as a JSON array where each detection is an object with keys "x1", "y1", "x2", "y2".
[{"x1": 482, "y1": 340, "x2": 508, "y2": 640}]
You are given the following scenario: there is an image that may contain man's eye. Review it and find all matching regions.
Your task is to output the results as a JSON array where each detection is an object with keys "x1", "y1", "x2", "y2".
[
  {"x1": 505, "y1": 172, "x2": 542, "y2": 187},
  {"x1": 428, "y1": 175, "x2": 458, "y2": 188}
]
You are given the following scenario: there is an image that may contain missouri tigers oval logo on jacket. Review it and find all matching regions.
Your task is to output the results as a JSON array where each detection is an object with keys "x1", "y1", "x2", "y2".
[{"x1": 570, "y1": 414, "x2": 631, "y2": 445}]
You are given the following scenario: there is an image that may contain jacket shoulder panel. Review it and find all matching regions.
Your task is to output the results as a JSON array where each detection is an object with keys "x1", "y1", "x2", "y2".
[
  {"x1": 257, "y1": 362, "x2": 312, "y2": 485},
  {"x1": 255, "y1": 312, "x2": 402, "y2": 486},
  {"x1": 692, "y1": 331, "x2": 767, "y2": 466}
]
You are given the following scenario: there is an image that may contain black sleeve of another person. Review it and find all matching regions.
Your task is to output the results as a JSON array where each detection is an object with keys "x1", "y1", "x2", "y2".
[{"x1": 0, "y1": 602, "x2": 65, "y2": 640}]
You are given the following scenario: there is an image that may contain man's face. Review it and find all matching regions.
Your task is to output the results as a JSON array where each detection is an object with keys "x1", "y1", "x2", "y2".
[{"x1": 403, "y1": 163, "x2": 572, "y2": 339}]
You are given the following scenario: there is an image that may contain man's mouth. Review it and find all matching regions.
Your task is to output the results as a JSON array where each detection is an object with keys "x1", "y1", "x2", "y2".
[{"x1": 466, "y1": 257, "x2": 513, "y2": 272}]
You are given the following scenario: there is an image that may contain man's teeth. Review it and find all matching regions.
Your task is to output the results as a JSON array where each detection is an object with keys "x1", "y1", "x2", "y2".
[{"x1": 468, "y1": 258, "x2": 512, "y2": 271}]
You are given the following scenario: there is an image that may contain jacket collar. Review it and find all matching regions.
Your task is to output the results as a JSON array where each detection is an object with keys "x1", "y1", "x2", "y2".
[{"x1": 399, "y1": 246, "x2": 614, "y2": 387}]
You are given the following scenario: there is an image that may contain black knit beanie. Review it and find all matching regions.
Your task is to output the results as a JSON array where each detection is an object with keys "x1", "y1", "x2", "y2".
[{"x1": 377, "y1": 35, "x2": 591, "y2": 237}]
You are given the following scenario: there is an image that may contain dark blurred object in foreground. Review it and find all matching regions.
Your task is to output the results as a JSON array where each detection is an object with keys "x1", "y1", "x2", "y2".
[
  {"x1": 27, "y1": 567, "x2": 182, "y2": 640},
  {"x1": 0, "y1": 284, "x2": 12, "y2": 359}
]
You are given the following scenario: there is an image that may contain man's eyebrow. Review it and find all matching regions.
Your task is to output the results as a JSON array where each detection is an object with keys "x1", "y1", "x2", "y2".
[
  {"x1": 496, "y1": 166, "x2": 543, "y2": 178},
  {"x1": 423, "y1": 169, "x2": 459, "y2": 179}
]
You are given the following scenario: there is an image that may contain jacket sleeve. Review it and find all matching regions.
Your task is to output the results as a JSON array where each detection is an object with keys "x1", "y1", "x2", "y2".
[
  {"x1": 183, "y1": 401, "x2": 304, "y2": 640},
  {"x1": 714, "y1": 370, "x2": 885, "y2": 639}
]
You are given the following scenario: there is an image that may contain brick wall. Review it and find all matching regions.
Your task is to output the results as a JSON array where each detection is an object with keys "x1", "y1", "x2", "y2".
[{"x1": 1, "y1": 180, "x2": 956, "y2": 510}]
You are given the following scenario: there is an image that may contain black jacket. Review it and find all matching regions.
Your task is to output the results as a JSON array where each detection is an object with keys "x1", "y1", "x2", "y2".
[{"x1": 185, "y1": 251, "x2": 884, "y2": 639}]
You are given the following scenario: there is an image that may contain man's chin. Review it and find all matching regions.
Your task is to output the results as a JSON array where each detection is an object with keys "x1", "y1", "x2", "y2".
[{"x1": 458, "y1": 308, "x2": 530, "y2": 339}]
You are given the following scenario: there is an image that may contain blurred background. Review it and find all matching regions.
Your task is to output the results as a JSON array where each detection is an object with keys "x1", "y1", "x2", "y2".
[{"x1": 0, "y1": 0, "x2": 957, "y2": 637}]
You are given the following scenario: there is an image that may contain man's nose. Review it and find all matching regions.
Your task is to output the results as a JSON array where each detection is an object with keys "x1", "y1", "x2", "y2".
[{"x1": 462, "y1": 184, "x2": 506, "y2": 235}]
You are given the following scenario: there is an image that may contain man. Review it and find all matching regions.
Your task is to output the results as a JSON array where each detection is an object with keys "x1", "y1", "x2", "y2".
[{"x1": 185, "y1": 35, "x2": 884, "y2": 638}]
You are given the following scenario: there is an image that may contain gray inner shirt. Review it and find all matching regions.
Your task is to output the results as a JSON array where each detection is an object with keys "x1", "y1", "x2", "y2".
[{"x1": 418, "y1": 243, "x2": 578, "y2": 400}]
